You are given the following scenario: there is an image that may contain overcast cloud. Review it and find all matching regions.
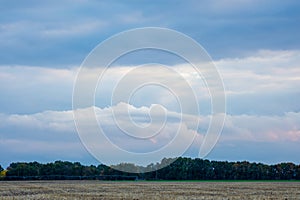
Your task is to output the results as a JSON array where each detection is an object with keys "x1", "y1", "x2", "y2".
[
  {"x1": 1, "y1": 49, "x2": 300, "y2": 166},
  {"x1": 0, "y1": 0, "x2": 299, "y2": 167}
]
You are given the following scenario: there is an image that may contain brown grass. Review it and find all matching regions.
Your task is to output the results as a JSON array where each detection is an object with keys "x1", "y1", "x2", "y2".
[{"x1": 0, "y1": 181, "x2": 299, "y2": 199}]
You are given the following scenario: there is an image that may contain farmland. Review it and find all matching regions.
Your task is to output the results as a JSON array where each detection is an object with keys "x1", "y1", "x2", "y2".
[{"x1": 0, "y1": 181, "x2": 299, "y2": 199}]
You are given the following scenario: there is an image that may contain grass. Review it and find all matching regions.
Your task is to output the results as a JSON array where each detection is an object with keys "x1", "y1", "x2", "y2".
[{"x1": 0, "y1": 180, "x2": 299, "y2": 199}]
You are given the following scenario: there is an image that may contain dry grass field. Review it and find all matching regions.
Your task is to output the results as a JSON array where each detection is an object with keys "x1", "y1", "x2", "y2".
[{"x1": 0, "y1": 181, "x2": 299, "y2": 199}]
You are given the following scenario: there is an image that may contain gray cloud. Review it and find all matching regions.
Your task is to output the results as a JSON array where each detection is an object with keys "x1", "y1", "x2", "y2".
[
  {"x1": 0, "y1": 49, "x2": 299, "y2": 166},
  {"x1": 0, "y1": 66, "x2": 76, "y2": 114},
  {"x1": 1, "y1": 103, "x2": 299, "y2": 167},
  {"x1": 1, "y1": 0, "x2": 299, "y2": 66},
  {"x1": 1, "y1": 0, "x2": 300, "y2": 167},
  {"x1": 1, "y1": 50, "x2": 299, "y2": 115}
]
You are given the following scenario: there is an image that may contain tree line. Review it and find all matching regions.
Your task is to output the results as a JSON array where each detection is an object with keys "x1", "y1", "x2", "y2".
[{"x1": 1, "y1": 157, "x2": 300, "y2": 180}]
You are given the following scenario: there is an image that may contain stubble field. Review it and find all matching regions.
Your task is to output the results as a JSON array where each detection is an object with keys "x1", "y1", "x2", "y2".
[{"x1": 0, "y1": 181, "x2": 299, "y2": 199}]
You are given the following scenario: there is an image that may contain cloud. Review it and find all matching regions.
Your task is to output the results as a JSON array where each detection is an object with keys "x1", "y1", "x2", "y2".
[
  {"x1": 40, "y1": 20, "x2": 107, "y2": 38},
  {"x1": 217, "y1": 50, "x2": 300, "y2": 94},
  {"x1": 1, "y1": 0, "x2": 300, "y2": 65},
  {"x1": 221, "y1": 112, "x2": 300, "y2": 142},
  {"x1": 0, "y1": 103, "x2": 203, "y2": 166},
  {"x1": 0, "y1": 65, "x2": 76, "y2": 114},
  {"x1": 0, "y1": 49, "x2": 299, "y2": 165},
  {"x1": 215, "y1": 50, "x2": 300, "y2": 115},
  {"x1": 78, "y1": 103, "x2": 202, "y2": 153},
  {"x1": 1, "y1": 103, "x2": 300, "y2": 166},
  {"x1": 1, "y1": 49, "x2": 299, "y2": 115},
  {"x1": 1, "y1": 0, "x2": 299, "y2": 167}
]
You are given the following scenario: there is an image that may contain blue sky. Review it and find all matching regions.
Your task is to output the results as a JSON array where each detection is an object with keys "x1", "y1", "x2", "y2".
[{"x1": 0, "y1": 0, "x2": 300, "y2": 168}]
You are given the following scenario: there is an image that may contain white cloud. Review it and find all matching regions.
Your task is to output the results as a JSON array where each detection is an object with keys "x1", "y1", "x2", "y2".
[
  {"x1": 116, "y1": 11, "x2": 147, "y2": 24},
  {"x1": 216, "y1": 50, "x2": 300, "y2": 94},
  {"x1": 1, "y1": 49, "x2": 300, "y2": 115},
  {"x1": 0, "y1": 103, "x2": 203, "y2": 166},
  {"x1": 0, "y1": 50, "x2": 299, "y2": 163},
  {"x1": 0, "y1": 65, "x2": 76, "y2": 86},
  {"x1": 221, "y1": 112, "x2": 300, "y2": 143},
  {"x1": 1, "y1": 102, "x2": 300, "y2": 165},
  {"x1": 41, "y1": 20, "x2": 108, "y2": 38},
  {"x1": 0, "y1": 66, "x2": 77, "y2": 113}
]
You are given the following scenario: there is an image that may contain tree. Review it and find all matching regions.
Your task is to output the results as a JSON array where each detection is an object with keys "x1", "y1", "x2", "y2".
[
  {"x1": 0, "y1": 165, "x2": 5, "y2": 179},
  {"x1": 2, "y1": 158, "x2": 300, "y2": 181}
]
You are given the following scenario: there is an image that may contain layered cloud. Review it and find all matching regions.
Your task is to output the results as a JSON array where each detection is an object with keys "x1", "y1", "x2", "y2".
[
  {"x1": 0, "y1": 50, "x2": 299, "y2": 114},
  {"x1": 0, "y1": 49, "x2": 300, "y2": 166},
  {"x1": 0, "y1": 103, "x2": 299, "y2": 167},
  {"x1": 1, "y1": 0, "x2": 299, "y2": 66},
  {"x1": 0, "y1": 65, "x2": 76, "y2": 114},
  {"x1": 217, "y1": 50, "x2": 300, "y2": 115}
]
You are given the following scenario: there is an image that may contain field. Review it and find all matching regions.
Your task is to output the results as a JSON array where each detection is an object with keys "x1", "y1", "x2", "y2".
[{"x1": 0, "y1": 181, "x2": 299, "y2": 199}]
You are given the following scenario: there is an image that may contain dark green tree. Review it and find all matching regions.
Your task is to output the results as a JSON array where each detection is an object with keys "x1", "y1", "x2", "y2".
[{"x1": 2, "y1": 158, "x2": 300, "y2": 180}]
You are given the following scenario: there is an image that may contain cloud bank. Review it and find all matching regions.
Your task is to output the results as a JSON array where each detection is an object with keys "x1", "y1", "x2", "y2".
[
  {"x1": 0, "y1": 49, "x2": 300, "y2": 166},
  {"x1": 1, "y1": 0, "x2": 299, "y2": 65},
  {"x1": 1, "y1": 103, "x2": 299, "y2": 167}
]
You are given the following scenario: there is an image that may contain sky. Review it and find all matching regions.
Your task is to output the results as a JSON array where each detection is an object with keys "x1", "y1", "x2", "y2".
[{"x1": 0, "y1": 0, "x2": 300, "y2": 168}]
